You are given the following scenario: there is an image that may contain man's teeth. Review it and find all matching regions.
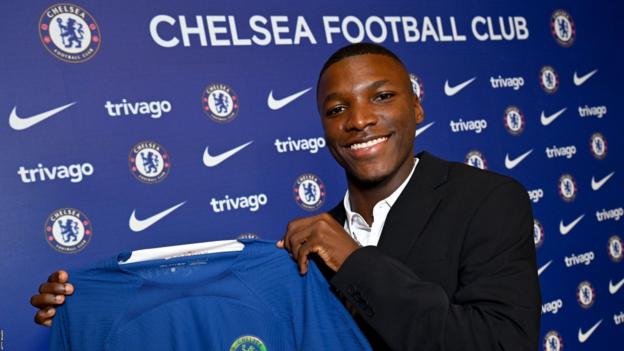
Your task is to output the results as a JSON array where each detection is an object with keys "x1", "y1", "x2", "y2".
[{"x1": 349, "y1": 137, "x2": 387, "y2": 150}]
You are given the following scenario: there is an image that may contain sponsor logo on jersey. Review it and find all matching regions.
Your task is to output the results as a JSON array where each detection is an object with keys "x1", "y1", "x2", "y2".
[
  {"x1": 39, "y1": 4, "x2": 101, "y2": 63},
  {"x1": 293, "y1": 174, "x2": 326, "y2": 211},
  {"x1": 589, "y1": 132, "x2": 607, "y2": 159},
  {"x1": 489, "y1": 75, "x2": 524, "y2": 90},
  {"x1": 464, "y1": 150, "x2": 487, "y2": 170},
  {"x1": 128, "y1": 141, "x2": 170, "y2": 184},
  {"x1": 558, "y1": 174, "x2": 577, "y2": 202},
  {"x1": 541, "y1": 299, "x2": 563, "y2": 315},
  {"x1": 410, "y1": 73, "x2": 425, "y2": 101},
  {"x1": 545, "y1": 145, "x2": 576, "y2": 159},
  {"x1": 274, "y1": 136, "x2": 326, "y2": 154},
  {"x1": 608, "y1": 235, "x2": 623, "y2": 263},
  {"x1": 577, "y1": 280, "x2": 596, "y2": 309},
  {"x1": 551, "y1": 10, "x2": 575, "y2": 47},
  {"x1": 539, "y1": 66, "x2": 559, "y2": 94},
  {"x1": 564, "y1": 251, "x2": 595, "y2": 267},
  {"x1": 533, "y1": 219, "x2": 544, "y2": 248},
  {"x1": 449, "y1": 118, "x2": 487, "y2": 134},
  {"x1": 613, "y1": 311, "x2": 624, "y2": 325},
  {"x1": 503, "y1": 106, "x2": 525, "y2": 135},
  {"x1": 230, "y1": 336, "x2": 267, "y2": 351},
  {"x1": 104, "y1": 99, "x2": 172, "y2": 119},
  {"x1": 596, "y1": 207, "x2": 623, "y2": 222},
  {"x1": 210, "y1": 193, "x2": 268, "y2": 213},
  {"x1": 17, "y1": 162, "x2": 94, "y2": 184},
  {"x1": 44, "y1": 208, "x2": 92, "y2": 253},
  {"x1": 202, "y1": 83, "x2": 239, "y2": 122},
  {"x1": 528, "y1": 189, "x2": 544, "y2": 203},
  {"x1": 578, "y1": 105, "x2": 607, "y2": 118},
  {"x1": 543, "y1": 330, "x2": 563, "y2": 351}
]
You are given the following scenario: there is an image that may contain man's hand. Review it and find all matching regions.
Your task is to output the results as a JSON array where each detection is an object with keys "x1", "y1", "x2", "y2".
[
  {"x1": 277, "y1": 213, "x2": 360, "y2": 274},
  {"x1": 30, "y1": 270, "x2": 74, "y2": 327}
]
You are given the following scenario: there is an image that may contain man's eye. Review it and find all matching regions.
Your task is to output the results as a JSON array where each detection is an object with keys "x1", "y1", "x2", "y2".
[
  {"x1": 374, "y1": 92, "x2": 394, "y2": 102},
  {"x1": 326, "y1": 106, "x2": 346, "y2": 116}
]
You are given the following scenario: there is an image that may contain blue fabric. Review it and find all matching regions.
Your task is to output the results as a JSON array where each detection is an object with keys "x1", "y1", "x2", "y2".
[{"x1": 49, "y1": 240, "x2": 371, "y2": 350}]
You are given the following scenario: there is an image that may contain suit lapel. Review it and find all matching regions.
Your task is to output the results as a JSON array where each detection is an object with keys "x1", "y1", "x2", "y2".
[{"x1": 377, "y1": 152, "x2": 448, "y2": 262}]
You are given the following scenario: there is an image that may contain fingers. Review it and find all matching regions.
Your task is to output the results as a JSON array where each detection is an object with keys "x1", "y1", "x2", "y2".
[
  {"x1": 34, "y1": 307, "x2": 56, "y2": 327},
  {"x1": 296, "y1": 241, "x2": 314, "y2": 275},
  {"x1": 48, "y1": 270, "x2": 68, "y2": 283},
  {"x1": 39, "y1": 282, "x2": 73, "y2": 295},
  {"x1": 30, "y1": 293, "x2": 65, "y2": 309}
]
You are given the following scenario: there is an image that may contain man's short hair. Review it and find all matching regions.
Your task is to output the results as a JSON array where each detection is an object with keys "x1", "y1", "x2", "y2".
[{"x1": 318, "y1": 43, "x2": 406, "y2": 82}]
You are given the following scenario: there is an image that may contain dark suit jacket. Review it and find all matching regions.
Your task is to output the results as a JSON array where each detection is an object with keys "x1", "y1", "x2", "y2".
[{"x1": 327, "y1": 151, "x2": 541, "y2": 351}]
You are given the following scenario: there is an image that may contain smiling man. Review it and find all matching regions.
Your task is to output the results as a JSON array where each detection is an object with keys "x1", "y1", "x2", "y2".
[{"x1": 32, "y1": 43, "x2": 540, "y2": 350}]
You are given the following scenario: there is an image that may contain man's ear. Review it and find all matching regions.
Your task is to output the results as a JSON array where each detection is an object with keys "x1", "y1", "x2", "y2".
[{"x1": 414, "y1": 95, "x2": 424, "y2": 124}]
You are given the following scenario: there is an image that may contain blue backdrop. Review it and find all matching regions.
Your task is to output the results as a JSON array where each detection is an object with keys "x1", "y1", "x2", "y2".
[{"x1": 1, "y1": 1, "x2": 622, "y2": 350}]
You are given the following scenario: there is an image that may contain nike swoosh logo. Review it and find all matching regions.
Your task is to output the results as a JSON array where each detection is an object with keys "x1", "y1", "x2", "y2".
[
  {"x1": 578, "y1": 319, "x2": 602, "y2": 343},
  {"x1": 267, "y1": 87, "x2": 312, "y2": 110},
  {"x1": 591, "y1": 171, "x2": 615, "y2": 191},
  {"x1": 9, "y1": 102, "x2": 77, "y2": 131},
  {"x1": 504, "y1": 149, "x2": 533, "y2": 170},
  {"x1": 538, "y1": 260, "x2": 552, "y2": 276},
  {"x1": 573, "y1": 69, "x2": 598, "y2": 86},
  {"x1": 540, "y1": 107, "x2": 567, "y2": 126},
  {"x1": 129, "y1": 201, "x2": 186, "y2": 232},
  {"x1": 203, "y1": 141, "x2": 253, "y2": 167},
  {"x1": 559, "y1": 214, "x2": 584, "y2": 235},
  {"x1": 415, "y1": 122, "x2": 435, "y2": 137},
  {"x1": 609, "y1": 278, "x2": 624, "y2": 294},
  {"x1": 444, "y1": 77, "x2": 476, "y2": 96}
]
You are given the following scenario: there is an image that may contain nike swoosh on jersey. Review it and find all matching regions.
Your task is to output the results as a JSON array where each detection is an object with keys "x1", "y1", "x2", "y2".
[
  {"x1": 540, "y1": 107, "x2": 567, "y2": 126},
  {"x1": 267, "y1": 87, "x2": 312, "y2": 110},
  {"x1": 444, "y1": 77, "x2": 476, "y2": 96},
  {"x1": 9, "y1": 102, "x2": 77, "y2": 131},
  {"x1": 129, "y1": 201, "x2": 186, "y2": 232},
  {"x1": 415, "y1": 122, "x2": 435, "y2": 137},
  {"x1": 559, "y1": 214, "x2": 584, "y2": 235},
  {"x1": 538, "y1": 260, "x2": 553, "y2": 276},
  {"x1": 504, "y1": 149, "x2": 533, "y2": 169},
  {"x1": 573, "y1": 69, "x2": 598, "y2": 86},
  {"x1": 591, "y1": 171, "x2": 615, "y2": 191},
  {"x1": 609, "y1": 278, "x2": 624, "y2": 294},
  {"x1": 203, "y1": 141, "x2": 253, "y2": 167},
  {"x1": 578, "y1": 319, "x2": 602, "y2": 343}
]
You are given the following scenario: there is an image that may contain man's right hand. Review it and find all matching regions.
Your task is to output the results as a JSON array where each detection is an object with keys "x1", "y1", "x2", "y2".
[{"x1": 30, "y1": 270, "x2": 73, "y2": 327}]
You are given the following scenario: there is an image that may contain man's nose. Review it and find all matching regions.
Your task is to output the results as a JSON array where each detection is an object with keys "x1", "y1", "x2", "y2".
[{"x1": 346, "y1": 103, "x2": 377, "y2": 131}]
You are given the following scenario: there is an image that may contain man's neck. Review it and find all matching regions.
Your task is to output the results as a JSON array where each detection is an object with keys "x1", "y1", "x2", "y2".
[{"x1": 346, "y1": 157, "x2": 416, "y2": 225}]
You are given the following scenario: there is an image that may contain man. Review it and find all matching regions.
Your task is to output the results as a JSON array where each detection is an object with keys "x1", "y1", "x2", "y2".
[{"x1": 32, "y1": 43, "x2": 541, "y2": 350}]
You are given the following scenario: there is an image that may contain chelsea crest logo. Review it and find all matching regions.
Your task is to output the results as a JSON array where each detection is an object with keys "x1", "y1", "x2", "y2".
[
  {"x1": 229, "y1": 336, "x2": 267, "y2": 351},
  {"x1": 293, "y1": 173, "x2": 326, "y2": 211},
  {"x1": 543, "y1": 330, "x2": 563, "y2": 351},
  {"x1": 503, "y1": 106, "x2": 525, "y2": 135},
  {"x1": 533, "y1": 219, "x2": 544, "y2": 248},
  {"x1": 128, "y1": 141, "x2": 171, "y2": 184},
  {"x1": 551, "y1": 10, "x2": 575, "y2": 47},
  {"x1": 576, "y1": 280, "x2": 596, "y2": 309},
  {"x1": 464, "y1": 150, "x2": 487, "y2": 170},
  {"x1": 608, "y1": 235, "x2": 623, "y2": 263},
  {"x1": 409, "y1": 73, "x2": 425, "y2": 101},
  {"x1": 202, "y1": 83, "x2": 239, "y2": 122},
  {"x1": 557, "y1": 174, "x2": 577, "y2": 202},
  {"x1": 589, "y1": 132, "x2": 608, "y2": 159},
  {"x1": 539, "y1": 66, "x2": 559, "y2": 94},
  {"x1": 45, "y1": 208, "x2": 93, "y2": 253},
  {"x1": 39, "y1": 3, "x2": 101, "y2": 63}
]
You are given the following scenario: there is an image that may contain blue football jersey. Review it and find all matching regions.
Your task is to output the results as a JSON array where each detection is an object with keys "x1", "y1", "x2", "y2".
[{"x1": 49, "y1": 239, "x2": 372, "y2": 350}]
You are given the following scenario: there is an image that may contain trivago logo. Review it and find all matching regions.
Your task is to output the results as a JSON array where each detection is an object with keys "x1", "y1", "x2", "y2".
[
  {"x1": 564, "y1": 251, "x2": 595, "y2": 267},
  {"x1": 104, "y1": 99, "x2": 172, "y2": 119},
  {"x1": 274, "y1": 136, "x2": 326, "y2": 154},
  {"x1": 210, "y1": 193, "x2": 268, "y2": 213},
  {"x1": 596, "y1": 207, "x2": 623, "y2": 222},
  {"x1": 545, "y1": 145, "x2": 576, "y2": 159},
  {"x1": 541, "y1": 299, "x2": 563, "y2": 315},
  {"x1": 489, "y1": 75, "x2": 524, "y2": 90},
  {"x1": 17, "y1": 162, "x2": 94, "y2": 183}
]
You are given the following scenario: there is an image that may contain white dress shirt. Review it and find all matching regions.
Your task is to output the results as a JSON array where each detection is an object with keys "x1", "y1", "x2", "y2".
[{"x1": 343, "y1": 158, "x2": 419, "y2": 247}]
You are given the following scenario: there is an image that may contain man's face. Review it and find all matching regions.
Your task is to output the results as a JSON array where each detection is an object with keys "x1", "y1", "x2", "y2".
[{"x1": 317, "y1": 54, "x2": 424, "y2": 184}]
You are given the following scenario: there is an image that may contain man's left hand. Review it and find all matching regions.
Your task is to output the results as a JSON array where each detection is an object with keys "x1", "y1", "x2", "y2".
[{"x1": 277, "y1": 213, "x2": 360, "y2": 274}]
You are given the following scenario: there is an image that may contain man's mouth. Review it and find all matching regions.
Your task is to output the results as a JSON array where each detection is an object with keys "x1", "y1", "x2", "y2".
[{"x1": 348, "y1": 136, "x2": 388, "y2": 150}]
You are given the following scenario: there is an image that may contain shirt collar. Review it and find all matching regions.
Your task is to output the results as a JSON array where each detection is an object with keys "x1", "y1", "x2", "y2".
[{"x1": 343, "y1": 157, "x2": 419, "y2": 223}]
